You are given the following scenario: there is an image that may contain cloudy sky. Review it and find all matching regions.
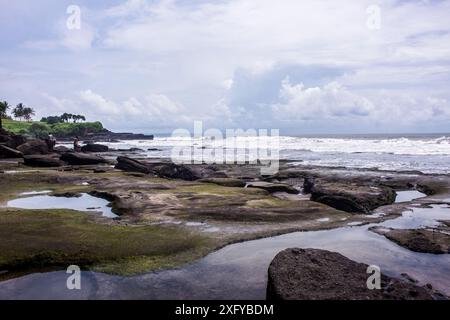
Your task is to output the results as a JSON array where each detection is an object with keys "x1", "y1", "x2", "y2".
[{"x1": 1, "y1": 0, "x2": 450, "y2": 134}]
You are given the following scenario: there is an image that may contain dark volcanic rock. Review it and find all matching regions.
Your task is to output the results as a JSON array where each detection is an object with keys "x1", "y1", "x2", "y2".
[
  {"x1": 370, "y1": 227, "x2": 450, "y2": 254},
  {"x1": 199, "y1": 178, "x2": 246, "y2": 188},
  {"x1": 0, "y1": 128, "x2": 26, "y2": 149},
  {"x1": 16, "y1": 140, "x2": 49, "y2": 155},
  {"x1": 0, "y1": 145, "x2": 23, "y2": 158},
  {"x1": 81, "y1": 143, "x2": 109, "y2": 153},
  {"x1": 60, "y1": 152, "x2": 108, "y2": 165},
  {"x1": 267, "y1": 248, "x2": 434, "y2": 300},
  {"x1": 308, "y1": 182, "x2": 396, "y2": 213},
  {"x1": 115, "y1": 156, "x2": 151, "y2": 174},
  {"x1": 24, "y1": 155, "x2": 63, "y2": 167},
  {"x1": 54, "y1": 146, "x2": 70, "y2": 153},
  {"x1": 247, "y1": 181, "x2": 298, "y2": 194},
  {"x1": 152, "y1": 163, "x2": 199, "y2": 181}
]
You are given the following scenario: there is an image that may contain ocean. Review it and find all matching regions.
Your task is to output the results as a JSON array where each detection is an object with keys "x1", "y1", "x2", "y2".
[{"x1": 70, "y1": 133, "x2": 450, "y2": 175}]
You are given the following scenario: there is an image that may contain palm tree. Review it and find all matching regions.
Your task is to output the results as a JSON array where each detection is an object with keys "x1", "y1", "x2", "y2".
[
  {"x1": 0, "y1": 101, "x2": 10, "y2": 129},
  {"x1": 13, "y1": 103, "x2": 25, "y2": 121},
  {"x1": 23, "y1": 107, "x2": 35, "y2": 122}
]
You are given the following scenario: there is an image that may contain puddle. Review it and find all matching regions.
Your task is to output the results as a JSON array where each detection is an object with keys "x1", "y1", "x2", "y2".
[
  {"x1": 6, "y1": 193, "x2": 118, "y2": 218},
  {"x1": 395, "y1": 190, "x2": 426, "y2": 203},
  {"x1": 1, "y1": 202, "x2": 449, "y2": 300}
]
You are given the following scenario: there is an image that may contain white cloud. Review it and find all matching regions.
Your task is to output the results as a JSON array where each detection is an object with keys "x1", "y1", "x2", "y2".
[{"x1": 272, "y1": 78, "x2": 375, "y2": 120}]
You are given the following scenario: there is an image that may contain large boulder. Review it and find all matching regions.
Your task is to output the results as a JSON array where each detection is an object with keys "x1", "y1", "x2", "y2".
[
  {"x1": 0, "y1": 145, "x2": 23, "y2": 158},
  {"x1": 24, "y1": 155, "x2": 63, "y2": 167},
  {"x1": 307, "y1": 181, "x2": 396, "y2": 213},
  {"x1": 246, "y1": 181, "x2": 298, "y2": 194},
  {"x1": 60, "y1": 152, "x2": 108, "y2": 165},
  {"x1": 16, "y1": 140, "x2": 49, "y2": 155},
  {"x1": 267, "y1": 248, "x2": 435, "y2": 300},
  {"x1": 81, "y1": 143, "x2": 109, "y2": 153},
  {"x1": 152, "y1": 163, "x2": 199, "y2": 181},
  {"x1": 115, "y1": 156, "x2": 152, "y2": 174},
  {"x1": 0, "y1": 129, "x2": 27, "y2": 149}
]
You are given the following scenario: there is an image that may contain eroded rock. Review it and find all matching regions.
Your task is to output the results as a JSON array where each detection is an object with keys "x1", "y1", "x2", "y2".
[
  {"x1": 267, "y1": 248, "x2": 435, "y2": 300},
  {"x1": 60, "y1": 152, "x2": 108, "y2": 165},
  {"x1": 0, "y1": 145, "x2": 23, "y2": 159},
  {"x1": 17, "y1": 140, "x2": 48, "y2": 155},
  {"x1": 23, "y1": 155, "x2": 63, "y2": 167},
  {"x1": 246, "y1": 181, "x2": 298, "y2": 194}
]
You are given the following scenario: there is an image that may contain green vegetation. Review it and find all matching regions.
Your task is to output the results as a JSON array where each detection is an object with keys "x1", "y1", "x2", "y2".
[
  {"x1": 0, "y1": 208, "x2": 212, "y2": 277},
  {"x1": 0, "y1": 101, "x2": 11, "y2": 129},
  {"x1": 3, "y1": 119, "x2": 103, "y2": 138}
]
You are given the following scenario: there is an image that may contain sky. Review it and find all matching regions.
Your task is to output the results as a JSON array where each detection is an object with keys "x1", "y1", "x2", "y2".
[{"x1": 1, "y1": 0, "x2": 450, "y2": 134}]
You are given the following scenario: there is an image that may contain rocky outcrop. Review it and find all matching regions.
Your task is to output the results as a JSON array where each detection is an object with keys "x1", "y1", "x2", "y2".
[
  {"x1": 0, "y1": 145, "x2": 23, "y2": 158},
  {"x1": 370, "y1": 227, "x2": 450, "y2": 254},
  {"x1": 0, "y1": 128, "x2": 26, "y2": 149},
  {"x1": 54, "y1": 146, "x2": 70, "y2": 153},
  {"x1": 16, "y1": 140, "x2": 49, "y2": 155},
  {"x1": 199, "y1": 178, "x2": 246, "y2": 188},
  {"x1": 115, "y1": 156, "x2": 152, "y2": 174},
  {"x1": 152, "y1": 163, "x2": 199, "y2": 181},
  {"x1": 267, "y1": 248, "x2": 435, "y2": 300},
  {"x1": 246, "y1": 181, "x2": 299, "y2": 194},
  {"x1": 23, "y1": 155, "x2": 63, "y2": 167},
  {"x1": 81, "y1": 143, "x2": 109, "y2": 153},
  {"x1": 60, "y1": 152, "x2": 108, "y2": 165},
  {"x1": 306, "y1": 181, "x2": 396, "y2": 213}
]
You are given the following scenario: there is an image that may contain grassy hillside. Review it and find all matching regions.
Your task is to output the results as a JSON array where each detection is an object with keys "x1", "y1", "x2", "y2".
[{"x1": 2, "y1": 119, "x2": 104, "y2": 138}]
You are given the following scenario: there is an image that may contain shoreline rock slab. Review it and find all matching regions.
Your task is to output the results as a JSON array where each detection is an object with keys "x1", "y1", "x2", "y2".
[
  {"x1": 246, "y1": 181, "x2": 299, "y2": 194},
  {"x1": 267, "y1": 248, "x2": 435, "y2": 300},
  {"x1": 0, "y1": 145, "x2": 23, "y2": 159},
  {"x1": 370, "y1": 227, "x2": 450, "y2": 254},
  {"x1": 115, "y1": 156, "x2": 151, "y2": 174},
  {"x1": 24, "y1": 155, "x2": 63, "y2": 167},
  {"x1": 81, "y1": 143, "x2": 109, "y2": 153},
  {"x1": 60, "y1": 152, "x2": 108, "y2": 165},
  {"x1": 307, "y1": 181, "x2": 396, "y2": 213}
]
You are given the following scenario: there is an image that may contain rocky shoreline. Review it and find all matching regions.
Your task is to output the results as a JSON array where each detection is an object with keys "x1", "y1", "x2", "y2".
[{"x1": 1, "y1": 127, "x2": 450, "y2": 299}]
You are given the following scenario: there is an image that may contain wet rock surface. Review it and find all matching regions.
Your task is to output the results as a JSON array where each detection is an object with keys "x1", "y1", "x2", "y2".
[
  {"x1": 267, "y1": 248, "x2": 436, "y2": 300},
  {"x1": 371, "y1": 227, "x2": 450, "y2": 254},
  {"x1": 307, "y1": 181, "x2": 396, "y2": 213},
  {"x1": 115, "y1": 156, "x2": 151, "y2": 174}
]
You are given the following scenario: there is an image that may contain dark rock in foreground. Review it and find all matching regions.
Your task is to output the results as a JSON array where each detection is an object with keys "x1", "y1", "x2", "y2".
[
  {"x1": 247, "y1": 181, "x2": 298, "y2": 194},
  {"x1": 199, "y1": 178, "x2": 246, "y2": 188},
  {"x1": 0, "y1": 145, "x2": 23, "y2": 159},
  {"x1": 60, "y1": 152, "x2": 108, "y2": 165},
  {"x1": 54, "y1": 146, "x2": 70, "y2": 153},
  {"x1": 267, "y1": 248, "x2": 435, "y2": 300},
  {"x1": 24, "y1": 155, "x2": 63, "y2": 167},
  {"x1": 370, "y1": 227, "x2": 450, "y2": 254},
  {"x1": 307, "y1": 181, "x2": 396, "y2": 213},
  {"x1": 81, "y1": 143, "x2": 109, "y2": 153},
  {"x1": 16, "y1": 140, "x2": 49, "y2": 155}
]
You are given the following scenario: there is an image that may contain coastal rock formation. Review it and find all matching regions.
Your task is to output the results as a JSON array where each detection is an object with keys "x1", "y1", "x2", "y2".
[
  {"x1": 81, "y1": 143, "x2": 109, "y2": 153},
  {"x1": 0, "y1": 128, "x2": 27, "y2": 149},
  {"x1": 370, "y1": 227, "x2": 450, "y2": 254},
  {"x1": 199, "y1": 178, "x2": 246, "y2": 188},
  {"x1": 247, "y1": 181, "x2": 299, "y2": 194},
  {"x1": 23, "y1": 155, "x2": 63, "y2": 167},
  {"x1": 306, "y1": 181, "x2": 396, "y2": 213},
  {"x1": 115, "y1": 156, "x2": 152, "y2": 174},
  {"x1": 54, "y1": 146, "x2": 70, "y2": 153},
  {"x1": 267, "y1": 248, "x2": 434, "y2": 300},
  {"x1": 16, "y1": 140, "x2": 49, "y2": 155},
  {"x1": 60, "y1": 152, "x2": 108, "y2": 165},
  {"x1": 152, "y1": 163, "x2": 199, "y2": 181},
  {"x1": 0, "y1": 145, "x2": 23, "y2": 158}
]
